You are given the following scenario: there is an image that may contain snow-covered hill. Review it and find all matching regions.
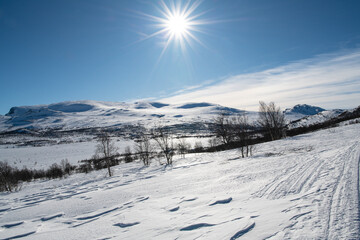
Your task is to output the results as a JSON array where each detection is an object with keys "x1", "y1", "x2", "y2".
[
  {"x1": 284, "y1": 104, "x2": 326, "y2": 121},
  {"x1": 287, "y1": 109, "x2": 345, "y2": 129},
  {"x1": 0, "y1": 101, "x2": 247, "y2": 133},
  {"x1": 1, "y1": 101, "x2": 333, "y2": 134},
  {"x1": 0, "y1": 123, "x2": 359, "y2": 239}
]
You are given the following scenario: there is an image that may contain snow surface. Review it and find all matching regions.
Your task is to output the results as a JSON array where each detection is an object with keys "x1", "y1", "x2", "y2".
[
  {"x1": 0, "y1": 123, "x2": 359, "y2": 239},
  {"x1": 0, "y1": 136, "x2": 211, "y2": 170},
  {"x1": 0, "y1": 139, "x2": 133, "y2": 169}
]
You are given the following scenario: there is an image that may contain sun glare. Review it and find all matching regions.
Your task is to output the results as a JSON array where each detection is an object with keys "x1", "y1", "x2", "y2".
[
  {"x1": 166, "y1": 14, "x2": 189, "y2": 38},
  {"x1": 138, "y1": 0, "x2": 208, "y2": 58}
]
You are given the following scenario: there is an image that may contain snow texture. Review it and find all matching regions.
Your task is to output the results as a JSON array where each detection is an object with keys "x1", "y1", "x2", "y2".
[{"x1": 0, "y1": 123, "x2": 359, "y2": 239}]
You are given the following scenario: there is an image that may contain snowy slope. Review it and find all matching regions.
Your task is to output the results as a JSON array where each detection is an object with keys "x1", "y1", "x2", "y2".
[
  {"x1": 287, "y1": 109, "x2": 345, "y2": 129},
  {"x1": 0, "y1": 123, "x2": 359, "y2": 239}
]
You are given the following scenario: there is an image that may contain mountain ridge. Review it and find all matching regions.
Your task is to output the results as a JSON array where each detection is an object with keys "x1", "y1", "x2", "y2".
[
  {"x1": 2, "y1": 100, "x2": 351, "y2": 135},
  {"x1": 1, "y1": 100, "x2": 244, "y2": 133}
]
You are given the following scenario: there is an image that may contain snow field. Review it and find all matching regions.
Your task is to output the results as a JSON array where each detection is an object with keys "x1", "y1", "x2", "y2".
[
  {"x1": 0, "y1": 123, "x2": 359, "y2": 239},
  {"x1": 0, "y1": 136, "x2": 211, "y2": 170}
]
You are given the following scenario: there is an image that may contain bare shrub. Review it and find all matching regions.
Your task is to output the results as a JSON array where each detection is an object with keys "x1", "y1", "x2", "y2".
[
  {"x1": 33, "y1": 169, "x2": 46, "y2": 179},
  {"x1": 46, "y1": 163, "x2": 64, "y2": 179},
  {"x1": 135, "y1": 126, "x2": 154, "y2": 166},
  {"x1": 232, "y1": 112, "x2": 252, "y2": 158},
  {"x1": 258, "y1": 101, "x2": 286, "y2": 141},
  {"x1": 61, "y1": 159, "x2": 75, "y2": 175},
  {"x1": 213, "y1": 112, "x2": 234, "y2": 144},
  {"x1": 94, "y1": 132, "x2": 118, "y2": 177},
  {"x1": 15, "y1": 167, "x2": 33, "y2": 182},
  {"x1": 0, "y1": 161, "x2": 20, "y2": 192},
  {"x1": 177, "y1": 138, "x2": 190, "y2": 158},
  {"x1": 124, "y1": 146, "x2": 133, "y2": 163},
  {"x1": 208, "y1": 137, "x2": 220, "y2": 148},
  {"x1": 248, "y1": 144, "x2": 256, "y2": 157},
  {"x1": 194, "y1": 141, "x2": 204, "y2": 152},
  {"x1": 152, "y1": 125, "x2": 175, "y2": 165},
  {"x1": 77, "y1": 162, "x2": 93, "y2": 174}
]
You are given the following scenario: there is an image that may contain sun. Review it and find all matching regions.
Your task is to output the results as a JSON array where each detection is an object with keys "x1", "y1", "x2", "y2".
[
  {"x1": 138, "y1": 0, "x2": 208, "y2": 56},
  {"x1": 165, "y1": 14, "x2": 190, "y2": 39},
  {"x1": 157, "y1": 0, "x2": 204, "y2": 47}
]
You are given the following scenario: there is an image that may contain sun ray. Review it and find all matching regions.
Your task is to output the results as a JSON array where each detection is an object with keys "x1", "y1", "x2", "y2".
[{"x1": 133, "y1": 0, "x2": 210, "y2": 64}]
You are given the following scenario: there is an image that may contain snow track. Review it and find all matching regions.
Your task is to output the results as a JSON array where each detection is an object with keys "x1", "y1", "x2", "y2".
[
  {"x1": 325, "y1": 143, "x2": 360, "y2": 239},
  {"x1": 255, "y1": 137, "x2": 360, "y2": 239}
]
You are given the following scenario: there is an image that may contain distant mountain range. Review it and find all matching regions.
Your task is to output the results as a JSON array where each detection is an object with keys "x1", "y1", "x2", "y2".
[
  {"x1": 0, "y1": 101, "x2": 244, "y2": 133},
  {"x1": 0, "y1": 100, "x2": 353, "y2": 134}
]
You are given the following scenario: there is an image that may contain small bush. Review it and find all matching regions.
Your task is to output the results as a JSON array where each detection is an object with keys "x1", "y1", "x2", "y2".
[
  {"x1": 33, "y1": 169, "x2": 46, "y2": 179},
  {"x1": 0, "y1": 161, "x2": 21, "y2": 192},
  {"x1": 61, "y1": 159, "x2": 76, "y2": 175},
  {"x1": 46, "y1": 163, "x2": 64, "y2": 179},
  {"x1": 124, "y1": 146, "x2": 133, "y2": 163},
  {"x1": 15, "y1": 167, "x2": 33, "y2": 182},
  {"x1": 93, "y1": 158, "x2": 107, "y2": 170},
  {"x1": 194, "y1": 141, "x2": 204, "y2": 152},
  {"x1": 77, "y1": 162, "x2": 93, "y2": 174}
]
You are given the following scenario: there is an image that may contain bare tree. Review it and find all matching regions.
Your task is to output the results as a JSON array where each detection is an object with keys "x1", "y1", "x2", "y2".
[
  {"x1": 208, "y1": 137, "x2": 220, "y2": 148},
  {"x1": 152, "y1": 126, "x2": 175, "y2": 165},
  {"x1": 213, "y1": 112, "x2": 234, "y2": 145},
  {"x1": 194, "y1": 141, "x2": 204, "y2": 152},
  {"x1": 94, "y1": 132, "x2": 118, "y2": 177},
  {"x1": 135, "y1": 127, "x2": 153, "y2": 166},
  {"x1": 60, "y1": 159, "x2": 75, "y2": 175},
  {"x1": 177, "y1": 138, "x2": 190, "y2": 158},
  {"x1": 232, "y1": 112, "x2": 251, "y2": 158},
  {"x1": 124, "y1": 146, "x2": 133, "y2": 163},
  {"x1": 248, "y1": 144, "x2": 255, "y2": 157},
  {"x1": 258, "y1": 101, "x2": 286, "y2": 141},
  {"x1": 0, "y1": 161, "x2": 19, "y2": 192}
]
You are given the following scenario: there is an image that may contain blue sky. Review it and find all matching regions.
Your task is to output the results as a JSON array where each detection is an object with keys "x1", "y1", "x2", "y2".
[{"x1": 1, "y1": 0, "x2": 360, "y2": 114}]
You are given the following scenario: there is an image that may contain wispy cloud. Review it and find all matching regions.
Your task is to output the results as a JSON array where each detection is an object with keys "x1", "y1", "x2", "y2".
[{"x1": 160, "y1": 49, "x2": 360, "y2": 110}]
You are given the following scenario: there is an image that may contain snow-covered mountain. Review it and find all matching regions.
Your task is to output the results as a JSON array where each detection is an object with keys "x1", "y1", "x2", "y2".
[
  {"x1": 1, "y1": 100, "x2": 352, "y2": 135},
  {"x1": 0, "y1": 101, "x2": 247, "y2": 133},
  {"x1": 284, "y1": 104, "x2": 325, "y2": 121},
  {"x1": 285, "y1": 104, "x2": 325, "y2": 115},
  {"x1": 287, "y1": 109, "x2": 346, "y2": 129}
]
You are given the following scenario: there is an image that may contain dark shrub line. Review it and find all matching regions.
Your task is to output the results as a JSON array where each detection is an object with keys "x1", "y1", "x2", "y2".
[{"x1": 0, "y1": 160, "x2": 76, "y2": 192}]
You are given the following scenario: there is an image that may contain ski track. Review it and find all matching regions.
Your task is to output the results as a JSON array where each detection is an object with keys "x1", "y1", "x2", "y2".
[
  {"x1": 325, "y1": 143, "x2": 360, "y2": 239},
  {"x1": 256, "y1": 139, "x2": 360, "y2": 239}
]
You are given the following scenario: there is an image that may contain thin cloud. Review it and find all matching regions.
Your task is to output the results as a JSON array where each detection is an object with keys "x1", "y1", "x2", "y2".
[{"x1": 160, "y1": 49, "x2": 360, "y2": 110}]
